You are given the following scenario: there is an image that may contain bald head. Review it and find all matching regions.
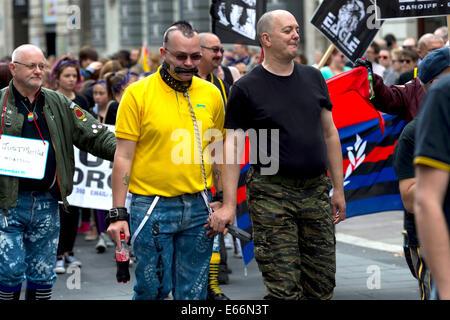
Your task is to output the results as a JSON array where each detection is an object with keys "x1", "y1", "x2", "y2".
[
  {"x1": 417, "y1": 33, "x2": 445, "y2": 59},
  {"x1": 11, "y1": 44, "x2": 45, "y2": 62},
  {"x1": 199, "y1": 32, "x2": 220, "y2": 46},
  {"x1": 257, "y1": 10, "x2": 296, "y2": 46}
]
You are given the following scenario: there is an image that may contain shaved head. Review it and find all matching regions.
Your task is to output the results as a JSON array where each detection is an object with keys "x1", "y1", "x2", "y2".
[
  {"x1": 257, "y1": 10, "x2": 295, "y2": 45},
  {"x1": 199, "y1": 32, "x2": 220, "y2": 46}
]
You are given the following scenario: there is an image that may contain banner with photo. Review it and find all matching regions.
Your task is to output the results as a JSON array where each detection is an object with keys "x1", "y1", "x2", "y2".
[
  {"x1": 210, "y1": 0, "x2": 267, "y2": 45},
  {"x1": 311, "y1": 0, "x2": 384, "y2": 63},
  {"x1": 375, "y1": 0, "x2": 450, "y2": 20}
]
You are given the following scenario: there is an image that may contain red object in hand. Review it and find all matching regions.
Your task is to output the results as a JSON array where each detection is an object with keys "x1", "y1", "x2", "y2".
[{"x1": 115, "y1": 233, "x2": 130, "y2": 283}]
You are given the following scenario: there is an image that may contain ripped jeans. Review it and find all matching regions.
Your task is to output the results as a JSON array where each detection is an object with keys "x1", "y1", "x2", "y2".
[
  {"x1": 0, "y1": 191, "x2": 60, "y2": 292},
  {"x1": 130, "y1": 192, "x2": 213, "y2": 300}
]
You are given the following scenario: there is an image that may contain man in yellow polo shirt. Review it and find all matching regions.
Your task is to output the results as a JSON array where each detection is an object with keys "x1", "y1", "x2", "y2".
[{"x1": 107, "y1": 21, "x2": 225, "y2": 300}]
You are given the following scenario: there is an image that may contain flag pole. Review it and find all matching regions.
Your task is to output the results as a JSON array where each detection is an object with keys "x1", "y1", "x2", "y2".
[{"x1": 318, "y1": 44, "x2": 335, "y2": 69}]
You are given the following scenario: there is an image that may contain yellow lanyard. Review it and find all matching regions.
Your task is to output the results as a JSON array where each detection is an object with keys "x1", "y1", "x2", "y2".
[{"x1": 209, "y1": 73, "x2": 228, "y2": 105}]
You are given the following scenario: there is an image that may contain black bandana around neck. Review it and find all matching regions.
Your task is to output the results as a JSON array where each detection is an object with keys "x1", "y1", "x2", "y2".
[{"x1": 160, "y1": 61, "x2": 192, "y2": 93}]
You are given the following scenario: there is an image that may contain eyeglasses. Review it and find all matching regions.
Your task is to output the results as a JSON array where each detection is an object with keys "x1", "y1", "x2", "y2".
[
  {"x1": 400, "y1": 59, "x2": 411, "y2": 64},
  {"x1": 164, "y1": 48, "x2": 202, "y2": 62},
  {"x1": 201, "y1": 46, "x2": 224, "y2": 54},
  {"x1": 13, "y1": 61, "x2": 46, "y2": 71}
]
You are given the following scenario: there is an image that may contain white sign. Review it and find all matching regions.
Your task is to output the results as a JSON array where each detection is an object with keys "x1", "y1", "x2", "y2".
[
  {"x1": 0, "y1": 135, "x2": 49, "y2": 179},
  {"x1": 67, "y1": 147, "x2": 132, "y2": 210},
  {"x1": 67, "y1": 125, "x2": 131, "y2": 210}
]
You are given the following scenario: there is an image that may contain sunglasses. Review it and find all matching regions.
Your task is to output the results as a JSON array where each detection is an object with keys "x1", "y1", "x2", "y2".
[
  {"x1": 164, "y1": 48, "x2": 202, "y2": 62},
  {"x1": 201, "y1": 46, "x2": 225, "y2": 54},
  {"x1": 14, "y1": 61, "x2": 46, "y2": 71},
  {"x1": 400, "y1": 59, "x2": 411, "y2": 64},
  {"x1": 379, "y1": 55, "x2": 389, "y2": 60}
]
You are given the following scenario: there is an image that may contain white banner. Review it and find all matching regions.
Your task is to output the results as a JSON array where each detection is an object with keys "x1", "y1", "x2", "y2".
[{"x1": 67, "y1": 126, "x2": 131, "y2": 210}]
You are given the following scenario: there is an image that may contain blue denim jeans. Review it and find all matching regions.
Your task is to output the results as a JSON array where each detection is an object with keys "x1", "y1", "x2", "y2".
[
  {"x1": 0, "y1": 191, "x2": 60, "y2": 292},
  {"x1": 130, "y1": 192, "x2": 213, "y2": 300}
]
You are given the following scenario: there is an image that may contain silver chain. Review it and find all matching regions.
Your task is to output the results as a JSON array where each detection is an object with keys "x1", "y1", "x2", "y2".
[{"x1": 183, "y1": 91, "x2": 213, "y2": 215}]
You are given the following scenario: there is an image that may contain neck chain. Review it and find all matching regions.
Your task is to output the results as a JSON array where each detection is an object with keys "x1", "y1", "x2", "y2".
[
  {"x1": 159, "y1": 62, "x2": 192, "y2": 93},
  {"x1": 20, "y1": 100, "x2": 39, "y2": 122},
  {"x1": 20, "y1": 90, "x2": 41, "y2": 122}
]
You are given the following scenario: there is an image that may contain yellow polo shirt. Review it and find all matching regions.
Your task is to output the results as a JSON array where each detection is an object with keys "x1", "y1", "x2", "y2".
[{"x1": 115, "y1": 69, "x2": 225, "y2": 197}]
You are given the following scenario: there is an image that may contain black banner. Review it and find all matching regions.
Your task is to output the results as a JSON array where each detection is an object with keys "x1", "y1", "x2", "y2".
[
  {"x1": 311, "y1": 0, "x2": 384, "y2": 63},
  {"x1": 210, "y1": 0, "x2": 267, "y2": 46},
  {"x1": 376, "y1": 0, "x2": 450, "y2": 20}
]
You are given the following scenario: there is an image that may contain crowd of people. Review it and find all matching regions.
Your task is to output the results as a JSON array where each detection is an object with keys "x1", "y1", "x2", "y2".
[{"x1": 0, "y1": 9, "x2": 449, "y2": 301}]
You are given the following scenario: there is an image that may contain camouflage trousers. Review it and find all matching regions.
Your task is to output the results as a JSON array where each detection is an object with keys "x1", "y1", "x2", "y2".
[{"x1": 246, "y1": 166, "x2": 336, "y2": 300}]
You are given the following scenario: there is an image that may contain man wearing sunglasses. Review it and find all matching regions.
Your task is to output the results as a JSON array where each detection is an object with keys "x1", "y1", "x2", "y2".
[
  {"x1": 196, "y1": 32, "x2": 231, "y2": 301},
  {"x1": 108, "y1": 21, "x2": 225, "y2": 300},
  {"x1": 0, "y1": 44, "x2": 116, "y2": 300}
]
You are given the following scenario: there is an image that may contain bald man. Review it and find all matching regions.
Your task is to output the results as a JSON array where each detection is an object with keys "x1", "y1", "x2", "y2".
[
  {"x1": 0, "y1": 44, "x2": 116, "y2": 300},
  {"x1": 108, "y1": 22, "x2": 225, "y2": 300},
  {"x1": 210, "y1": 10, "x2": 345, "y2": 300}
]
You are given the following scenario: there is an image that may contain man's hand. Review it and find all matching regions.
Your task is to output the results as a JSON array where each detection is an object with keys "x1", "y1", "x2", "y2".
[
  {"x1": 354, "y1": 58, "x2": 373, "y2": 75},
  {"x1": 205, "y1": 203, "x2": 236, "y2": 238},
  {"x1": 331, "y1": 189, "x2": 346, "y2": 224},
  {"x1": 107, "y1": 221, "x2": 130, "y2": 250}
]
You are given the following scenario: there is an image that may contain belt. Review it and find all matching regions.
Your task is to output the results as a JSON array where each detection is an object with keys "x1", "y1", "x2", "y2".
[{"x1": 258, "y1": 171, "x2": 324, "y2": 189}]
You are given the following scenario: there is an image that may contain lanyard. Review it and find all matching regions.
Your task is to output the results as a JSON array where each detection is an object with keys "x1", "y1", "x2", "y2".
[
  {"x1": 0, "y1": 88, "x2": 10, "y2": 138},
  {"x1": 0, "y1": 88, "x2": 45, "y2": 144}
]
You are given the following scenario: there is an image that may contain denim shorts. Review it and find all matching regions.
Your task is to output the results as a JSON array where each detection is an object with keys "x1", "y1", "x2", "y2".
[
  {"x1": 0, "y1": 190, "x2": 60, "y2": 291},
  {"x1": 130, "y1": 192, "x2": 213, "y2": 300}
]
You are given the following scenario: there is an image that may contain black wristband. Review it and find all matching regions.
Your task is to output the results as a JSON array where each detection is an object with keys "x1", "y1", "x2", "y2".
[
  {"x1": 106, "y1": 206, "x2": 129, "y2": 224},
  {"x1": 212, "y1": 191, "x2": 223, "y2": 202}
]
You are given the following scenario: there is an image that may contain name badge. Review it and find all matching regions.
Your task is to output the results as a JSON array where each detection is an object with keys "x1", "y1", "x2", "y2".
[{"x1": 0, "y1": 135, "x2": 49, "y2": 179}]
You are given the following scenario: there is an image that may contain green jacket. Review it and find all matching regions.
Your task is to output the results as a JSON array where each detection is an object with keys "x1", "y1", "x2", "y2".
[{"x1": 0, "y1": 82, "x2": 116, "y2": 210}]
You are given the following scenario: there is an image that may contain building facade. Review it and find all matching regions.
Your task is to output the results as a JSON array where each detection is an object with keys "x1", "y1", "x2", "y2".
[{"x1": 0, "y1": 0, "x2": 446, "y2": 64}]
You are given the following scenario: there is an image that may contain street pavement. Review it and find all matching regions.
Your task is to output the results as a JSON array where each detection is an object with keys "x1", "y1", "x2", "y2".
[{"x1": 49, "y1": 210, "x2": 419, "y2": 300}]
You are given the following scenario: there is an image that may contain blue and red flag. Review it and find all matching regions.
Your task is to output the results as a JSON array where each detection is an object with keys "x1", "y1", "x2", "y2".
[
  {"x1": 327, "y1": 67, "x2": 406, "y2": 218},
  {"x1": 235, "y1": 136, "x2": 254, "y2": 266},
  {"x1": 235, "y1": 67, "x2": 406, "y2": 266}
]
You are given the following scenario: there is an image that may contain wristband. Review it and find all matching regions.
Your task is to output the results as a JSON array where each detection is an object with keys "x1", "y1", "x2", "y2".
[
  {"x1": 212, "y1": 191, "x2": 223, "y2": 202},
  {"x1": 106, "y1": 207, "x2": 129, "y2": 224}
]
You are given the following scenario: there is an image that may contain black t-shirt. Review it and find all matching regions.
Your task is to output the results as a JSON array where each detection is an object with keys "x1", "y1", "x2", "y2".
[
  {"x1": 73, "y1": 93, "x2": 89, "y2": 111},
  {"x1": 393, "y1": 119, "x2": 419, "y2": 246},
  {"x1": 225, "y1": 62, "x2": 332, "y2": 177},
  {"x1": 414, "y1": 74, "x2": 450, "y2": 229},
  {"x1": 13, "y1": 85, "x2": 57, "y2": 192}
]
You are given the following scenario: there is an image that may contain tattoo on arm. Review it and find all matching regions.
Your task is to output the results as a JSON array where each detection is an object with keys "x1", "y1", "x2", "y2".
[
  {"x1": 213, "y1": 168, "x2": 221, "y2": 181},
  {"x1": 123, "y1": 173, "x2": 130, "y2": 186}
]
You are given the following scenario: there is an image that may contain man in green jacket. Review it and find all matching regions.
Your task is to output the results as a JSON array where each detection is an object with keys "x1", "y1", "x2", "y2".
[{"x1": 0, "y1": 44, "x2": 115, "y2": 300}]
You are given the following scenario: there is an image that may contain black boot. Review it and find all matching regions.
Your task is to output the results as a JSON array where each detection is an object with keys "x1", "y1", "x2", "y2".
[{"x1": 207, "y1": 252, "x2": 230, "y2": 300}]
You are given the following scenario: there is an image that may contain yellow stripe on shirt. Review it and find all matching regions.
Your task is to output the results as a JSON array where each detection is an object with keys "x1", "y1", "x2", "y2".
[{"x1": 414, "y1": 156, "x2": 450, "y2": 172}]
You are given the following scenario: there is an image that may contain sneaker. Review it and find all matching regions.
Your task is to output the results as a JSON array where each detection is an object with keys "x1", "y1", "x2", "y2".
[
  {"x1": 96, "y1": 236, "x2": 106, "y2": 253},
  {"x1": 77, "y1": 221, "x2": 90, "y2": 233},
  {"x1": 54, "y1": 257, "x2": 66, "y2": 274},
  {"x1": 65, "y1": 253, "x2": 82, "y2": 268},
  {"x1": 224, "y1": 233, "x2": 233, "y2": 249},
  {"x1": 100, "y1": 232, "x2": 115, "y2": 248}
]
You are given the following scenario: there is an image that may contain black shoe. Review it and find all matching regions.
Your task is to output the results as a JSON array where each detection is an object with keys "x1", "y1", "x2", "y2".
[
  {"x1": 207, "y1": 288, "x2": 230, "y2": 300},
  {"x1": 218, "y1": 269, "x2": 229, "y2": 284}
]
